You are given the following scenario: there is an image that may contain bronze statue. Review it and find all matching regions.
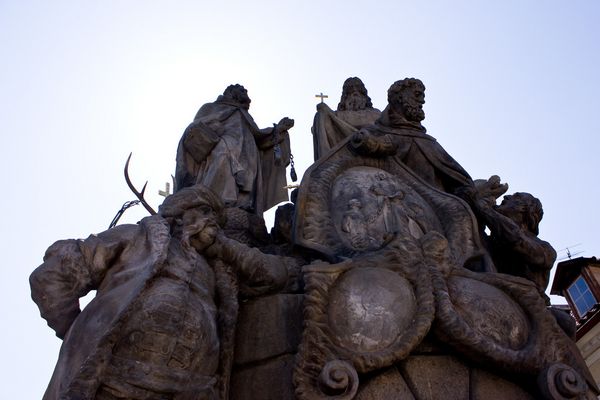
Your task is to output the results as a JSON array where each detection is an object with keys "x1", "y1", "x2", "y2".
[
  {"x1": 30, "y1": 184, "x2": 291, "y2": 400},
  {"x1": 175, "y1": 84, "x2": 294, "y2": 215}
]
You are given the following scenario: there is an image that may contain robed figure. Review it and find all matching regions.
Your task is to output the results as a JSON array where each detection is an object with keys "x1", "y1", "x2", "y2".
[
  {"x1": 312, "y1": 77, "x2": 380, "y2": 161},
  {"x1": 30, "y1": 185, "x2": 291, "y2": 400},
  {"x1": 175, "y1": 84, "x2": 294, "y2": 215}
]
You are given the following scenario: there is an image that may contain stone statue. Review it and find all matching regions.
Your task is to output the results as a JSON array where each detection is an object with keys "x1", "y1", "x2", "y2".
[
  {"x1": 312, "y1": 77, "x2": 380, "y2": 161},
  {"x1": 354, "y1": 78, "x2": 474, "y2": 194},
  {"x1": 336, "y1": 77, "x2": 381, "y2": 129},
  {"x1": 31, "y1": 78, "x2": 597, "y2": 400},
  {"x1": 476, "y1": 191, "x2": 557, "y2": 297},
  {"x1": 175, "y1": 84, "x2": 294, "y2": 215},
  {"x1": 293, "y1": 79, "x2": 597, "y2": 399},
  {"x1": 30, "y1": 184, "x2": 292, "y2": 400},
  {"x1": 341, "y1": 198, "x2": 379, "y2": 251}
]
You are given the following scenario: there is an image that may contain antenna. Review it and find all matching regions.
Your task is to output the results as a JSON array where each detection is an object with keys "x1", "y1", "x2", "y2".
[{"x1": 557, "y1": 243, "x2": 584, "y2": 261}]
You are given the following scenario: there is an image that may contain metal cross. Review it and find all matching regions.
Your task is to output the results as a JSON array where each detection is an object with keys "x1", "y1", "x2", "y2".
[
  {"x1": 315, "y1": 92, "x2": 328, "y2": 103},
  {"x1": 158, "y1": 182, "x2": 171, "y2": 198}
]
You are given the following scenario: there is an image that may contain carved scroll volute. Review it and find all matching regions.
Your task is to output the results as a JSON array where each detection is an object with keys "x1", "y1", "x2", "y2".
[
  {"x1": 538, "y1": 363, "x2": 589, "y2": 400},
  {"x1": 317, "y1": 360, "x2": 359, "y2": 399}
]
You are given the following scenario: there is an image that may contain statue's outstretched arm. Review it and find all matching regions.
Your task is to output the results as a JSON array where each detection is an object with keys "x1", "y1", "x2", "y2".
[
  {"x1": 479, "y1": 206, "x2": 556, "y2": 269},
  {"x1": 255, "y1": 117, "x2": 294, "y2": 149},
  {"x1": 209, "y1": 233, "x2": 290, "y2": 296},
  {"x1": 29, "y1": 226, "x2": 132, "y2": 339}
]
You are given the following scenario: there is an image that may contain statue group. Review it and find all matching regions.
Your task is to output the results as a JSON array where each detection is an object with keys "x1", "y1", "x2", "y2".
[{"x1": 31, "y1": 78, "x2": 597, "y2": 399}]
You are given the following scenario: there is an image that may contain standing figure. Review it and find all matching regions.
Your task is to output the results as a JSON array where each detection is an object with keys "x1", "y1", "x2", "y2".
[
  {"x1": 175, "y1": 84, "x2": 294, "y2": 215},
  {"x1": 30, "y1": 184, "x2": 290, "y2": 400}
]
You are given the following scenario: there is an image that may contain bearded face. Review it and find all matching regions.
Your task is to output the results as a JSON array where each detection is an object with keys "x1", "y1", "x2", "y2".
[
  {"x1": 400, "y1": 86, "x2": 426, "y2": 122},
  {"x1": 342, "y1": 88, "x2": 368, "y2": 111},
  {"x1": 223, "y1": 84, "x2": 251, "y2": 110},
  {"x1": 180, "y1": 205, "x2": 220, "y2": 252},
  {"x1": 232, "y1": 88, "x2": 251, "y2": 110}
]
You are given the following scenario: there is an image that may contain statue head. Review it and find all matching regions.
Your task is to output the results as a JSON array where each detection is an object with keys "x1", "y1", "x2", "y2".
[
  {"x1": 222, "y1": 84, "x2": 251, "y2": 110},
  {"x1": 338, "y1": 77, "x2": 373, "y2": 111},
  {"x1": 496, "y1": 192, "x2": 544, "y2": 235},
  {"x1": 387, "y1": 78, "x2": 426, "y2": 123},
  {"x1": 159, "y1": 184, "x2": 225, "y2": 250}
]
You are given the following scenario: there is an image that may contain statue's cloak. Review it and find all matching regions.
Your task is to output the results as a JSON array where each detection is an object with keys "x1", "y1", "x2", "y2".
[
  {"x1": 30, "y1": 217, "x2": 173, "y2": 400},
  {"x1": 31, "y1": 216, "x2": 248, "y2": 400},
  {"x1": 175, "y1": 100, "x2": 290, "y2": 214},
  {"x1": 362, "y1": 108, "x2": 473, "y2": 194},
  {"x1": 311, "y1": 102, "x2": 380, "y2": 161}
]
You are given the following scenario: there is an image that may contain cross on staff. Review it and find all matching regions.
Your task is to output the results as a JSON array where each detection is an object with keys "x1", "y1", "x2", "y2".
[{"x1": 315, "y1": 92, "x2": 328, "y2": 103}]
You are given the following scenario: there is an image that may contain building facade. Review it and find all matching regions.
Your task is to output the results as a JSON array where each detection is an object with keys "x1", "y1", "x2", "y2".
[{"x1": 551, "y1": 256, "x2": 600, "y2": 387}]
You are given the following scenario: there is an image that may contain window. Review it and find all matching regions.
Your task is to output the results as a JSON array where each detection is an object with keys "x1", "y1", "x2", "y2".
[{"x1": 567, "y1": 276, "x2": 597, "y2": 317}]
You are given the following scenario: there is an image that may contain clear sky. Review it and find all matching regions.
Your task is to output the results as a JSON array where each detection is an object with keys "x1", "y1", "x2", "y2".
[{"x1": 1, "y1": 1, "x2": 599, "y2": 397}]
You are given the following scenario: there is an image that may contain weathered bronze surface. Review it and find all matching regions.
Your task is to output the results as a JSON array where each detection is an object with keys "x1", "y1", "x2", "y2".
[{"x1": 31, "y1": 80, "x2": 596, "y2": 399}]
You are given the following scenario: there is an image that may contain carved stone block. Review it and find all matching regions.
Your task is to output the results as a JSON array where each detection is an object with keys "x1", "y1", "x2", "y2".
[
  {"x1": 470, "y1": 368, "x2": 533, "y2": 400},
  {"x1": 355, "y1": 367, "x2": 415, "y2": 399},
  {"x1": 399, "y1": 355, "x2": 469, "y2": 400},
  {"x1": 234, "y1": 294, "x2": 303, "y2": 365},
  {"x1": 230, "y1": 354, "x2": 296, "y2": 400}
]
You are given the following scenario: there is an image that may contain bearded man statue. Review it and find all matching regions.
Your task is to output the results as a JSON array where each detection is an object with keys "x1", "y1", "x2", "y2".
[
  {"x1": 175, "y1": 84, "x2": 294, "y2": 215},
  {"x1": 354, "y1": 78, "x2": 474, "y2": 194},
  {"x1": 311, "y1": 77, "x2": 381, "y2": 161},
  {"x1": 30, "y1": 184, "x2": 291, "y2": 400}
]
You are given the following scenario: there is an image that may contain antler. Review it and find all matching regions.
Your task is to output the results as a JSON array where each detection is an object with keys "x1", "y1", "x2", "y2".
[{"x1": 124, "y1": 153, "x2": 157, "y2": 215}]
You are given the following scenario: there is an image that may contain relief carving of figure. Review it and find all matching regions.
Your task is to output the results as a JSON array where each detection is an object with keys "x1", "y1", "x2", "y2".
[
  {"x1": 175, "y1": 84, "x2": 294, "y2": 215},
  {"x1": 368, "y1": 174, "x2": 425, "y2": 240},
  {"x1": 341, "y1": 198, "x2": 379, "y2": 251},
  {"x1": 312, "y1": 77, "x2": 381, "y2": 160},
  {"x1": 30, "y1": 184, "x2": 291, "y2": 400}
]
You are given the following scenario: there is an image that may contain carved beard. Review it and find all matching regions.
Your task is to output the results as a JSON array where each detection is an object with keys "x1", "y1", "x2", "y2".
[
  {"x1": 181, "y1": 218, "x2": 218, "y2": 252},
  {"x1": 343, "y1": 93, "x2": 368, "y2": 111},
  {"x1": 401, "y1": 99, "x2": 425, "y2": 122}
]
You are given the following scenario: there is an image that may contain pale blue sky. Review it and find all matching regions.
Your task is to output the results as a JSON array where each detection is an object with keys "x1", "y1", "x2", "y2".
[{"x1": 1, "y1": 1, "x2": 599, "y2": 397}]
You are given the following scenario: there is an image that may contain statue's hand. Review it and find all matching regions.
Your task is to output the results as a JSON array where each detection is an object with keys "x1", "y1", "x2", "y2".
[
  {"x1": 473, "y1": 175, "x2": 508, "y2": 208},
  {"x1": 203, "y1": 232, "x2": 224, "y2": 259},
  {"x1": 276, "y1": 117, "x2": 294, "y2": 132}
]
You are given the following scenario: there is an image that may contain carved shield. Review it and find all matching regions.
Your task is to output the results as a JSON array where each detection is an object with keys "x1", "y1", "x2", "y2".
[
  {"x1": 292, "y1": 137, "x2": 596, "y2": 399},
  {"x1": 292, "y1": 139, "x2": 487, "y2": 399}
]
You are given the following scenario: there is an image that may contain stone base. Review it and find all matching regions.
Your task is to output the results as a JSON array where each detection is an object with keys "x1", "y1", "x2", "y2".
[{"x1": 230, "y1": 354, "x2": 296, "y2": 400}]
